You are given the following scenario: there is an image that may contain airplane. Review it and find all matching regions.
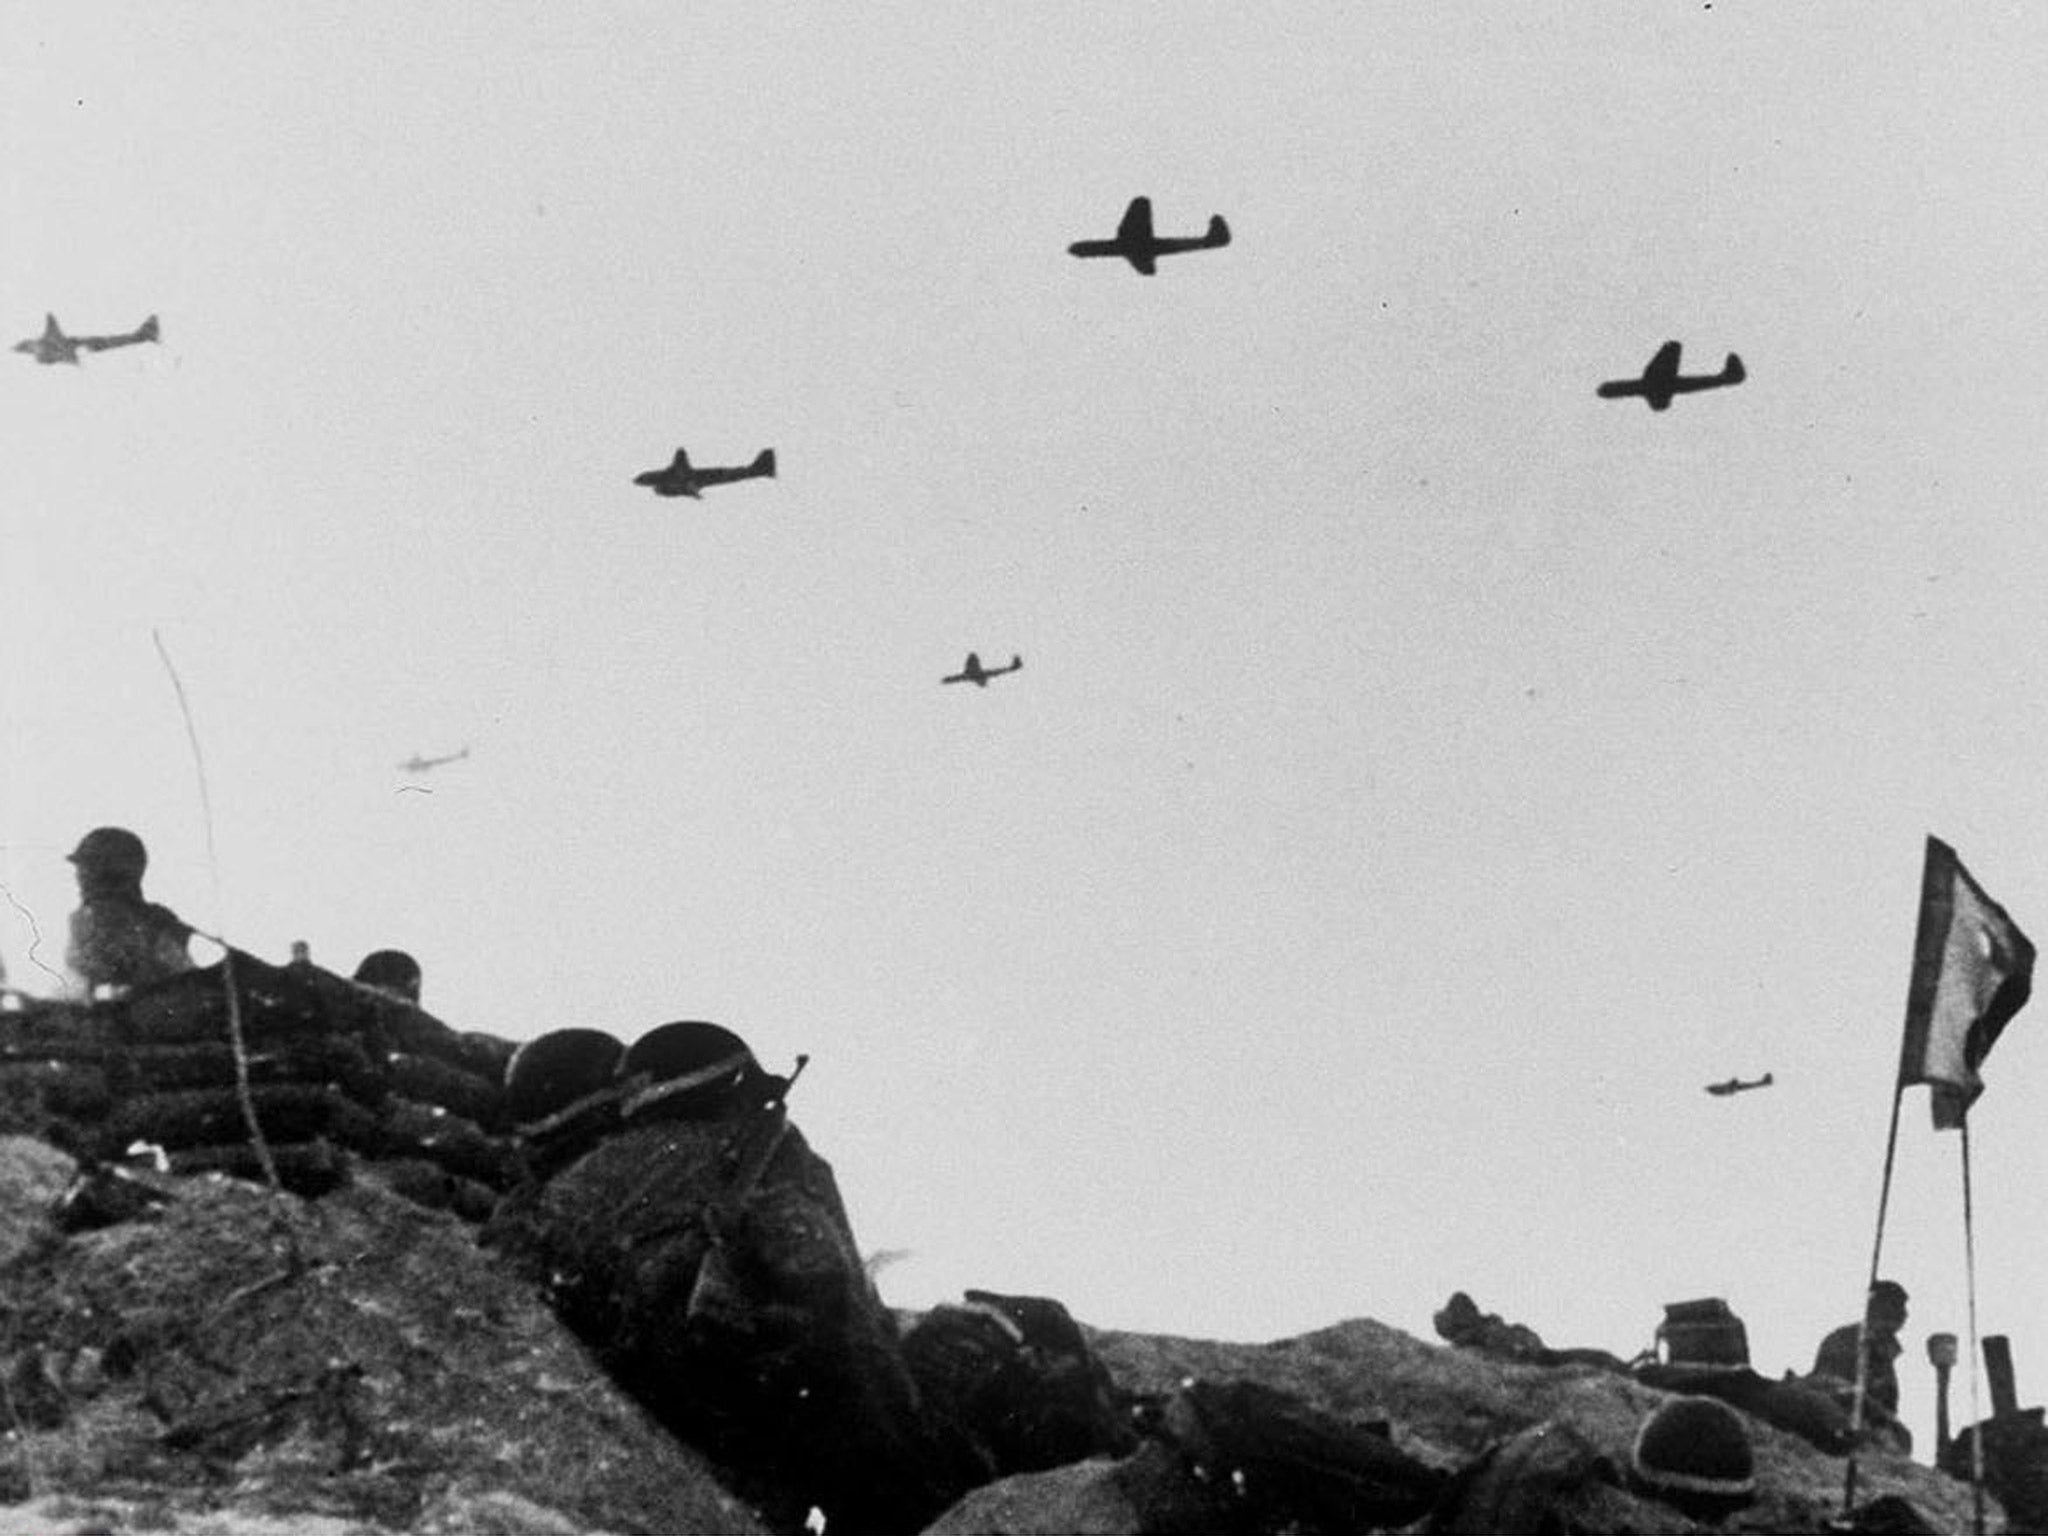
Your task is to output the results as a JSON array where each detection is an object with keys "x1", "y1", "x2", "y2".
[
  {"x1": 633, "y1": 447, "x2": 777, "y2": 499},
  {"x1": 1705, "y1": 1072, "x2": 1774, "y2": 1097},
  {"x1": 942, "y1": 652, "x2": 1023, "y2": 688},
  {"x1": 1067, "y1": 197, "x2": 1231, "y2": 276},
  {"x1": 399, "y1": 746, "x2": 470, "y2": 774},
  {"x1": 1597, "y1": 341, "x2": 1745, "y2": 411},
  {"x1": 13, "y1": 312, "x2": 160, "y2": 366}
]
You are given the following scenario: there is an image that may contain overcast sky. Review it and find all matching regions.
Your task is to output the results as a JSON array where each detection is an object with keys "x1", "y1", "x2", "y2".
[{"x1": 7, "y1": 2, "x2": 2048, "y2": 1454}]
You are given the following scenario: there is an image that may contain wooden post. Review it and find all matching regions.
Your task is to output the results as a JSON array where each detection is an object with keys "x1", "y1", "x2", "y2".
[{"x1": 1984, "y1": 1335, "x2": 2020, "y2": 1421}]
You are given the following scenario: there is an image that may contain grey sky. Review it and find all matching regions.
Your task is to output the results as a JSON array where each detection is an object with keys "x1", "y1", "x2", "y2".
[{"x1": 7, "y1": 2, "x2": 2048, "y2": 1453}]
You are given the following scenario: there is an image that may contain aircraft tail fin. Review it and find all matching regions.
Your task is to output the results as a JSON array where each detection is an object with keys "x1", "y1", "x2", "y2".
[
  {"x1": 138, "y1": 315, "x2": 161, "y2": 343},
  {"x1": 1721, "y1": 353, "x2": 1745, "y2": 384},
  {"x1": 752, "y1": 448, "x2": 777, "y2": 478},
  {"x1": 1206, "y1": 215, "x2": 1231, "y2": 247}
]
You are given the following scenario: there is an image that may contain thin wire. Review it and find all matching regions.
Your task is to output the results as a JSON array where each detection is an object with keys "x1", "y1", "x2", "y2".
[{"x1": 152, "y1": 629, "x2": 279, "y2": 1191}]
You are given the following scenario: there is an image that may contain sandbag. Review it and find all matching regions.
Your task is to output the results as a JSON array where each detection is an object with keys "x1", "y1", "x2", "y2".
[
  {"x1": 363, "y1": 1157, "x2": 501, "y2": 1222},
  {"x1": 378, "y1": 1100, "x2": 519, "y2": 1188},
  {"x1": 94, "y1": 1083, "x2": 389, "y2": 1161},
  {"x1": 0, "y1": 999, "x2": 124, "y2": 1054},
  {"x1": 383, "y1": 1051, "x2": 503, "y2": 1127},
  {"x1": 0, "y1": 1059, "x2": 112, "y2": 1121},
  {"x1": 167, "y1": 1138, "x2": 352, "y2": 1198},
  {"x1": 109, "y1": 1036, "x2": 383, "y2": 1103},
  {"x1": 120, "y1": 958, "x2": 359, "y2": 1046}
]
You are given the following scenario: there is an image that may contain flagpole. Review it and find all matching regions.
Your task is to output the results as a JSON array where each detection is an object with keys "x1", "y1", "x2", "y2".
[
  {"x1": 1841, "y1": 1078, "x2": 1908, "y2": 1518},
  {"x1": 1961, "y1": 1112, "x2": 1986, "y2": 1536}
]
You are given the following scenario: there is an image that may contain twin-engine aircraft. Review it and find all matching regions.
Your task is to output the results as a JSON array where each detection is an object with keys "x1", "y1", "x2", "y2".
[
  {"x1": 14, "y1": 312, "x2": 160, "y2": 365},
  {"x1": 1705, "y1": 1072, "x2": 1773, "y2": 1097},
  {"x1": 1068, "y1": 196, "x2": 1231, "y2": 276},
  {"x1": 942, "y1": 652, "x2": 1023, "y2": 688},
  {"x1": 1598, "y1": 341, "x2": 1745, "y2": 411},
  {"x1": 634, "y1": 447, "x2": 777, "y2": 499}
]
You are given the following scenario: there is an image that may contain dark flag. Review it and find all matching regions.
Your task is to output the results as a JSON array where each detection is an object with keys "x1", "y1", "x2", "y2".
[{"x1": 1897, "y1": 836, "x2": 2035, "y2": 1129}]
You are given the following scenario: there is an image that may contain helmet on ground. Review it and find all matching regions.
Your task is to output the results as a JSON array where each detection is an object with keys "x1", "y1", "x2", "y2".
[
  {"x1": 68, "y1": 827, "x2": 148, "y2": 878},
  {"x1": 1631, "y1": 1395, "x2": 1756, "y2": 1514}
]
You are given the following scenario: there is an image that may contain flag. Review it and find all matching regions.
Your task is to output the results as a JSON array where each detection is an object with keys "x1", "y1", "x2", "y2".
[{"x1": 1897, "y1": 836, "x2": 2035, "y2": 1129}]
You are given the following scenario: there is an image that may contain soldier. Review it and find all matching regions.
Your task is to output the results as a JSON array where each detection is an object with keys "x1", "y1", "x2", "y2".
[
  {"x1": 1814, "y1": 1279, "x2": 1910, "y2": 1422},
  {"x1": 352, "y1": 949, "x2": 423, "y2": 1004},
  {"x1": 64, "y1": 827, "x2": 194, "y2": 995}
]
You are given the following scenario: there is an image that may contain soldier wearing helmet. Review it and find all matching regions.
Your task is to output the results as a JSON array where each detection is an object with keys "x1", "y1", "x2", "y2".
[
  {"x1": 352, "y1": 949, "x2": 422, "y2": 1005},
  {"x1": 65, "y1": 826, "x2": 195, "y2": 995}
]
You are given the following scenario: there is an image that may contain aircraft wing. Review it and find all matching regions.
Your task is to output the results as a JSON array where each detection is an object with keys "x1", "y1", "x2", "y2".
[{"x1": 1644, "y1": 341, "x2": 1681, "y2": 389}]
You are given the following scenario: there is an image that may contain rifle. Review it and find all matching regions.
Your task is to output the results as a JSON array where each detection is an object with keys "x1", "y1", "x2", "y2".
[{"x1": 719, "y1": 1052, "x2": 809, "y2": 1209}]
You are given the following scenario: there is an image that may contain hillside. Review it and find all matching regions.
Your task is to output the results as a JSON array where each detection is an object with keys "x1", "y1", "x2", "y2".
[{"x1": 0, "y1": 1134, "x2": 1998, "y2": 1536}]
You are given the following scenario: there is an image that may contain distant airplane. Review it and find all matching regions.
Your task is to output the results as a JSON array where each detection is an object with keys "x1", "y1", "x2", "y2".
[
  {"x1": 1068, "y1": 196, "x2": 1231, "y2": 276},
  {"x1": 399, "y1": 746, "x2": 470, "y2": 774},
  {"x1": 1705, "y1": 1072, "x2": 1774, "y2": 1097},
  {"x1": 1597, "y1": 341, "x2": 1745, "y2": 411},
  {"x1": 633, "y1": 447, "x2": 777, "y2": 499},
  {"x1": 13, "y1": 312, "x2": 160, "y2": 366},
  {"x1": 942, "y1": 652, "x2": 1023, "y2": 688}
]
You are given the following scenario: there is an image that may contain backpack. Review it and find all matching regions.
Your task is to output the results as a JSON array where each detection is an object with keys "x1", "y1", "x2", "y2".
[{"x1": 1655, "y1": 1297, "x2": 1750, "y2": 1369}]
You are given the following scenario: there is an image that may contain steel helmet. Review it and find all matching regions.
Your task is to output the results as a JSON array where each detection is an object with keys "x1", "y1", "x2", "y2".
[
  {"x1": 352, "y1": 949, "x2": 422, "y2": 1002},
  {"x1": 67, "y1": 826, "x2": 148, "y2": 878}
]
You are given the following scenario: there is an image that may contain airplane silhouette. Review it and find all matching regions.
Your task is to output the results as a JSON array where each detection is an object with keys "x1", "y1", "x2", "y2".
[
  {"x1": 942, "y1": 652, "x2": 1023, "y2": 688},
  {"x1": 399, "y1": 746, "x2": 470, "y2": 774},
  {"x1": 633, "y1": 447, "x2": 776, "y2": 499},
  {"x1": 1597, "y1": 341, "x2": 1745, "y2": 411},
  {"x1": 1068, "y1": 197, "x2": 1231, "y2": 276},
  {"x1": 1705, "y1": 1072, "x2": 1773, "y2": 1097},
  {"x1": 13, "y1": 312, "x2": 160, "y2": 366}
]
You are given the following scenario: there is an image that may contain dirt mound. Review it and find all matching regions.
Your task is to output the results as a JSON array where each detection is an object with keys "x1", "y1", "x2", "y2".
[
  {"x1": 0, "y1": 1144, "x2": 769, "y2": 1536},
  {"x1": 1080, "y1": 1317, "x2": 1987, "y2": 1533}
]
